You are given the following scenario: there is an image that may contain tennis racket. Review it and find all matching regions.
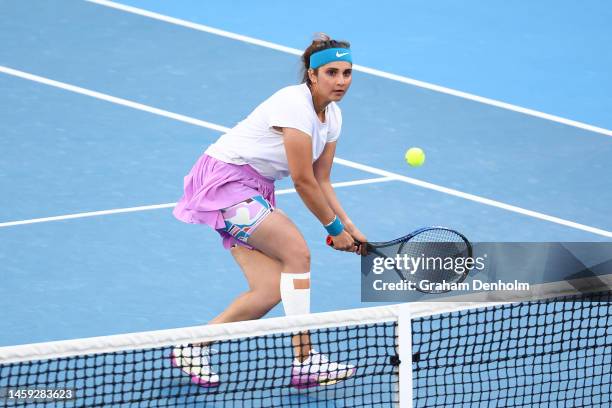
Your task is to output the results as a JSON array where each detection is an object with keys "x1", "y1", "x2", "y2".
[{"x1": 327, "y1": 227, "x2": 473, "y2": 294}]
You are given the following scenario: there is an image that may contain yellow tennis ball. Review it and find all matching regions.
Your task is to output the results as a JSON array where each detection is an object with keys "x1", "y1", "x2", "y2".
[{"x1": 405, "y1": 147, "x2": 425, "y2": 167}]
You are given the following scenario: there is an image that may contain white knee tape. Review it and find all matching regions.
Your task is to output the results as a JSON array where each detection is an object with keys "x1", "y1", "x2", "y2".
[{"x1": 280, "y1": 272, "x2": 311, "y2": 316}]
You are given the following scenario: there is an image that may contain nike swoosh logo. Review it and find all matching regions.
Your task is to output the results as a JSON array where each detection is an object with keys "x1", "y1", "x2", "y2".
[{"x1": 336, "y1": 51, "x2": 349, "y2": 58}]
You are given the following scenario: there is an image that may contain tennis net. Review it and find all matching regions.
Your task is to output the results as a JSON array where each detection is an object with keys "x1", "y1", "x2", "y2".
[{"x1": 1, "y1": 285, "x2": 610, "y2": 407}]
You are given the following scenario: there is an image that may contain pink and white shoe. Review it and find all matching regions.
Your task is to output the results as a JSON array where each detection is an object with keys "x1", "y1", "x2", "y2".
[
  {"x1": 170, "y1": 344, "x2": 220, "y2": 387},
  {"x1": 290, "y1": 350, "x2": 356, "y2": 389}
]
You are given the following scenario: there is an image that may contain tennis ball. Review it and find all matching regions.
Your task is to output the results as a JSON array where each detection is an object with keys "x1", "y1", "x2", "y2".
[{"x1": 405, "y1": 147, "x2": 425, "y2": 167}]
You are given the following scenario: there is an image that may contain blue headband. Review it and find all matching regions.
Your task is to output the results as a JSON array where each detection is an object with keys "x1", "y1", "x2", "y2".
[{"x1": 310, "y1": 48, "x2": 352, "y2": 69}]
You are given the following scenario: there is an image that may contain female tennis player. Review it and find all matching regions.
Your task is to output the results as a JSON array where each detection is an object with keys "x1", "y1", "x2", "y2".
[{"x1": 171, "y1": 34, "x2": 365, "y2": 388}]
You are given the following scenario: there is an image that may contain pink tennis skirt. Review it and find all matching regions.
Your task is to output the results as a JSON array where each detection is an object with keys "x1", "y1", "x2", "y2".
[{"x1": 173, "y1": 154, "x2": 276, "y2": 249}]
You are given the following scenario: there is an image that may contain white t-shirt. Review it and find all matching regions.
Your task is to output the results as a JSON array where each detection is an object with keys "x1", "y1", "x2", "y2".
[{"x1": 205, "y1": 83, "x2": 342, "y2": 180}]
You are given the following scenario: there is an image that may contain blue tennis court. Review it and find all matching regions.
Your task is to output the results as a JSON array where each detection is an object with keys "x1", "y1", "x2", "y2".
[{"x1": 1, "y1": 1, "x2": 611, "y2": 406}]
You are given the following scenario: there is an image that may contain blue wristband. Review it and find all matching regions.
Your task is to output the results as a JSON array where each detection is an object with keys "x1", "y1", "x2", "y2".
[{"x1": 324, "y1": 216, "x2": 344, "y2": 236}]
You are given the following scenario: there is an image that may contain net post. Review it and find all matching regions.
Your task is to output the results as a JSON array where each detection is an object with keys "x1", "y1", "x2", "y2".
[{"x1": 397, "y1": 303, "x2": 413, "y2": 408}]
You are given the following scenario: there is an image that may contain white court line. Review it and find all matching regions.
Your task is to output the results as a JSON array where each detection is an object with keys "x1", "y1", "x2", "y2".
[
  {"x1": 0, "y1": 66, "x2": 228, "y2": 133},
  {"x1": 0, "y1": 177, "x2": 395, "y2": 228},
  {"x1": 1, "y1": 66, "x2": 611, "y2": 237},
  {"x1": 86, "y1": 0, "x2": 612, "y2": 138},
  {"x1": 333, "y1": 158, "x2": 612, "y2": 238}
]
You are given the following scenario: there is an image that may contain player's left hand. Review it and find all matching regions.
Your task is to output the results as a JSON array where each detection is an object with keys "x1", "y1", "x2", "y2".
[{"x1": 345, "y1": 222, "x2": 367, "y2": 256}]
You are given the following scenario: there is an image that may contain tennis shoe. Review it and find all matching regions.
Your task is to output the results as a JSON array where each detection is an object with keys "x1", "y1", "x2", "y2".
[
  {"x1": 290, "y1": 349, "x2": 356, "y2": 388},
  {"x1": 171, "y1": 344, "x2": 220, "y2": 387}
]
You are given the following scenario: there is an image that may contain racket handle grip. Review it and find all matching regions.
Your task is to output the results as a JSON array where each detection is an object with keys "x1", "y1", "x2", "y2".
[{"x1": 326, "y1": 235, "x2": 361, "y2": 249}]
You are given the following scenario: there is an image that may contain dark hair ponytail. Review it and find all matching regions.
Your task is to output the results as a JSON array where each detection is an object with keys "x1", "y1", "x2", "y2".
[{"x1": 301, "y1": 33, "x2": 350, "y2": 86}]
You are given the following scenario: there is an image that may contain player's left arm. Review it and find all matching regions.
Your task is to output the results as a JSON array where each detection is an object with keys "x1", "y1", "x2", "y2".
[{"x1": 313, "y1": 141, "x2": 367, "y2": 248}]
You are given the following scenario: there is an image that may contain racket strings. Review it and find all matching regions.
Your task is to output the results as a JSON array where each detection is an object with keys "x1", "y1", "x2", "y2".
[{"x1": 398, "y1": 228, "x2": 472, "y2": 292}]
